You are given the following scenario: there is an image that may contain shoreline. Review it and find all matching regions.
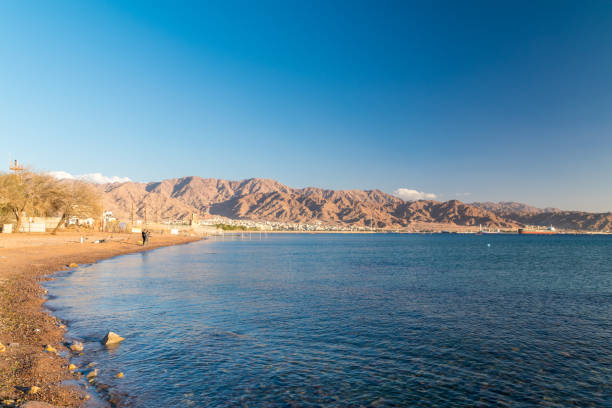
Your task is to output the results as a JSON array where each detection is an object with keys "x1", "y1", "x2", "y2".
[
  {"x1": 0, "y1": 232, "x2": 201, "y2": 408},
  {"x1": 218, "y1": 230, "x2": 612, "y2": 235}
]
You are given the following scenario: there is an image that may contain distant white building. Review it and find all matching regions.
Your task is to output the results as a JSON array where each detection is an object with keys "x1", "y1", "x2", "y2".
[
  {"x1": 103, "y1": 210, "x2": 116, "y2": 222},
  {"x1": 80, "y1": 217, "x2": 94, "y2": 226},
  {"x1": 67, "y1": 216, "x2": 94, "y2": 226}
]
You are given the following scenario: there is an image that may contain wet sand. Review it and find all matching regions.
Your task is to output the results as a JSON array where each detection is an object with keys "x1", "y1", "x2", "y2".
[{"x1": 0, "y1": 232, "x2": 200, "y2": 407}]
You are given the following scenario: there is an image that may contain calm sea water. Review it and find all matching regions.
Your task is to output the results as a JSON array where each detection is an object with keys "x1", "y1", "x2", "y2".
[{"x1": 44, "y1": 234, "x2": 611, "y2": 407}]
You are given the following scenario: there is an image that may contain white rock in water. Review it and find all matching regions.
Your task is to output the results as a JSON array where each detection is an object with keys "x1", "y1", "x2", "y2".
[
  {"x1": 102, "y1": 331, "x2": 125, "y2": 345},
  {"x1": 69, "y1": 341, "x2": 84, "y2": 352}
]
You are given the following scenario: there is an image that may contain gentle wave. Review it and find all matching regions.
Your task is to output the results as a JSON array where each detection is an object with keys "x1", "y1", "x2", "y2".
[{"x1": 44, "y1": 234, "x2": 612, "y2": 407}]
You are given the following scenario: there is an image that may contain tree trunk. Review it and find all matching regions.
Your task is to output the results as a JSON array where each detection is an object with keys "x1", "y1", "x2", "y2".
[
  {"x1": 13, "y1": 209, "x2": 22, "y2": 233},
  {"x1": 52, "y1": 211, "x2": 67, "y2": 235}
]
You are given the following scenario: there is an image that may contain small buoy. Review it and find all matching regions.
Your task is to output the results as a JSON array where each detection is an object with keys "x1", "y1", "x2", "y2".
[
  {"x1": 487, "y1": 243, "x2": 491, "y2": 247},
  {"x1": 69, "y1": 263, "x2": 78, "y2": 268},
  {"x1": 115, "y1": 372, "x2": 124, "y2": 379}
]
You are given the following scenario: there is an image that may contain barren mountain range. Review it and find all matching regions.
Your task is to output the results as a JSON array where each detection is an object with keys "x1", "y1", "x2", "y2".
[
  {"x1": 471, "y1": 202, "x2": 612, "y2": 231},
  {"x1": 470, "y1": 201, "x2": 561, "y2": 216},
  {"x1": 101, "y1": 177, "x2": 612, "y2": 231}
]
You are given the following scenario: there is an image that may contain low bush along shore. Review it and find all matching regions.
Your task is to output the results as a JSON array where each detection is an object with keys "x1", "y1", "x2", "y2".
[{"x1": 0, "y1": 232, "x2": 200, "y2": 407}]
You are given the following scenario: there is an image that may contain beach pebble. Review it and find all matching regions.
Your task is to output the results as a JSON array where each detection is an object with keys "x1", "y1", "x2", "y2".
[
  {"x1": 102, "y1": 331, "x2": 125, "y2": 345},
  {"x1": 86, "y1": 369, "x2": 98, "y2": 379},
  {"x1": 69, "y1": 341, "x2": 84, "y2": 352},
  {"x1": 8, "y1": 343, "x2": 19, "y2": 348},
  {"x1": 27, "y1": 386, "x2": 41, "y2": 395},
  {"x1": 68, "y1": 363, "x2": 77, "y2": 371},
  {"x1": 115, "y1": 372, "x2": 124, "y2": 379},
  {"x1": 0, "y1": 342, "x2": 6, "y2": 353},
  {"x1": 68, "y1": 263, "x2": 78, "y2": 268},
  {"x1": 44, "y1": 344, "x2": 57, "y2": 353}
]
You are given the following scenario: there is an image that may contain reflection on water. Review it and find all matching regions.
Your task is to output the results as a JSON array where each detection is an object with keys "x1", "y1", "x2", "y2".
[{"x1": 44, "y1": 234, "x2": 612, "y2": 407}]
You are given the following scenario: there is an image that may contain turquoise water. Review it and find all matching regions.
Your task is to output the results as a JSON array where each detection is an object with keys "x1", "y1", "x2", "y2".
[{"x1": 44, "y1": 234, "x2": 611, "y2": 407}]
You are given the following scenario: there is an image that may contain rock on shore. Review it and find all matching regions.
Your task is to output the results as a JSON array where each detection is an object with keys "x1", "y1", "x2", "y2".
[
  {"x1": 69, "y1": 341, "x2": 83, "y2": 352},
  {"x1": 102, "y1": 331, "x2": 124, "y2": 345}
]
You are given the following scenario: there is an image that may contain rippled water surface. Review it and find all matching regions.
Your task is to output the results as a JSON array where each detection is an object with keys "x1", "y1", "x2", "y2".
[{"x1": 45, "y1": 234, "x2": 612, "y2": 407}]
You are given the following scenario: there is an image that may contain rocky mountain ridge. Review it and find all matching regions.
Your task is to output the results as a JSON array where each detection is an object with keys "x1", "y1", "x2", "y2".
[
  {"x1": 100, "y1": 177, "x2": 611, "y2": 231},
  {"x1": 472, "y1": 201, "x2": 612, "y2": 231}
]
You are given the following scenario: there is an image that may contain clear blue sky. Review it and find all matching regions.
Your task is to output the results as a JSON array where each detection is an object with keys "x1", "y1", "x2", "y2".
[{"x1": 1, "y1": 1, "x2": 611, "y2": 212}]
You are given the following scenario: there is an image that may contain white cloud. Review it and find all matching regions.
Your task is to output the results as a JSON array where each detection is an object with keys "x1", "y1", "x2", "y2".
[
  {"x1": 393, "y1": 188, "x2": 437, "y2": 201},
  {"x1": 48, "y1": 171, "x2": 131, "y2": 184}
]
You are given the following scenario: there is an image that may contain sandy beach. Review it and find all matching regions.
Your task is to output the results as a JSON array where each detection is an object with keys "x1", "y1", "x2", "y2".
[{"x1": 0, "y1": 232, "x2": 200, "y2": 407}]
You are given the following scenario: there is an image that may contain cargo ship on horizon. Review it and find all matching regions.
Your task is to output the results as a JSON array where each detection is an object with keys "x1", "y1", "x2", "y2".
[{"x1": 518, "y1": 225, "x2": 557, "y2": 235}]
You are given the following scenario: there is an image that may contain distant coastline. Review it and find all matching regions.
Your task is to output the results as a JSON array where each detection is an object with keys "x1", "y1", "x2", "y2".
[
  {"x1": 101, "y1": 177, "x2": 612, "y2": 233},
  {"x1": 217, "y1": 229, "x2": 612, "y2": 235}
]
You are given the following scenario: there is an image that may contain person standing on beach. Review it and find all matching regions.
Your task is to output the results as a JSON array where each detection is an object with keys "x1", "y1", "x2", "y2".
[{"x1": 142, "y1": 229, "x2": 149, "y2": 246}]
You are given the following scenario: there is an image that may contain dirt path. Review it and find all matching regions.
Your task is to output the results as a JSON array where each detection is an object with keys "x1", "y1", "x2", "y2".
[{"x1": 0, "y1": 232, "x2": 201, "y2": 407}]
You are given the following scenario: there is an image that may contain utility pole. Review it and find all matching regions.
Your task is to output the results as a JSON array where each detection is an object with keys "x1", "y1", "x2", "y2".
[
  {"x1": 9, "y1": 159, "x2": 24, "y2": 174},
  {"x1": 9, "y1": 159, "x2": 25, "y2": 183}
]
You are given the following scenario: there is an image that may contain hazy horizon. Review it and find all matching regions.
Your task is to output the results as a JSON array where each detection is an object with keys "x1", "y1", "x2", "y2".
[{"x1": 2, "y1": 1, "x2": 611, "y2": 212}]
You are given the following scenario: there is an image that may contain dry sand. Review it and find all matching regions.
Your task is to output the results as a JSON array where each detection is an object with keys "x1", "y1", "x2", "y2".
[{"x1": 0, "y1": 232, "x2": 200, "y2": 407}]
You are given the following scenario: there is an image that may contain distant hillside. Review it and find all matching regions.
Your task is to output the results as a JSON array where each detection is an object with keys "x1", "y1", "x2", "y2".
[
  {"x1": 471, "y1": 201, "x2": 561, "y2": 215},
  {"x1": 472, "y1": 201, "x2": 612, "y2": 231},
  {"x1": 100, "y1": 178, "x2": 611, "y2": 231},
  {"x1": 515, "y1": 211, "x2": 612, "y2": 231},
  {"x1": 101, "y1": 177, "x2": 517, "y2": 229}
]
